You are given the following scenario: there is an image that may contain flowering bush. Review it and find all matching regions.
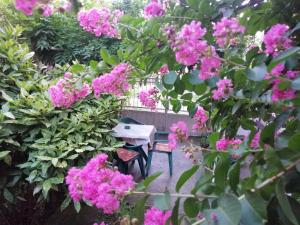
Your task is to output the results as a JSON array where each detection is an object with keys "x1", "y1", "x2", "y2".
[
  {"x1": 138, "y1": 87, "x2": 159, "y2": 110},
  {"x1": 66, "y1": 153, "x2": 135, "y2": 214}
]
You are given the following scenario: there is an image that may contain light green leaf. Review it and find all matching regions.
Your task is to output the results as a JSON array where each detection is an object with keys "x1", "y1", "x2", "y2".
[
  {"x1": 246, "y1": 64, "x2": 267, "y2": 81},
  {"x1": 0, "y1": 150, "x2": 10, "y2": 159},
  {"x1": 163, "y1": 71, "x2": 177, "y2": 85}
]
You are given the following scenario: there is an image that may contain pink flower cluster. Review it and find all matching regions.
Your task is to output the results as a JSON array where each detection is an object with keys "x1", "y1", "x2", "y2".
[
  {"x1": 216, "y1": 138, "x2": 242, "y2": 151},
  {"x1": 66, "y1": 153, "x2": 135, "y2": 214},
  {"x1": 250, "y1": 131, "x2": 261, "y2": 148},
  {"x1": 263, "y1": 24, "x2": 292, "y2": 56},
  {"x1": 77, "y1": 8, "x2": 123, "y2": 38},
  {"x1": 266, "y1": 64, "x2": 298, "y2": 102},
  {"x1": 212, "y1": 78, "x2": 233, "y2": 100},
  {"x1": 168, "y1": 121, "x2": 189, "y2": 150},
  {"x1": 144, "y1": 207, "x2": 172, "y2": 225},
  {"x1": 138, "y1": 87, "x2": 159, "y2": 110},
  {"x1": 41, "y1": 4, "x2": 54, "y2": 17},
  {"x1": 173, "y1": 21, "x2": 208, "y2": 66},
  {"x1": 199, "y1": 46, "x2": 221, "y2": 80},
  {"x1": 48, "y1": 72, "x2": 91, "y2": 108},
  {"x1": 213, "y1": 17, "x2": 245, "y2": 48},
  {"x1": 92, "y1": 63, "x2": 130, "y2": 97},
  {"x1": 192, "y1": 106, "x2": 208, "y2": 130},
  {"x1": 144, "y1": 0, "x2": 165, "y2": 18},
  {"x1": 15, "y1": 0, "x2": 37, "y2": 15}
]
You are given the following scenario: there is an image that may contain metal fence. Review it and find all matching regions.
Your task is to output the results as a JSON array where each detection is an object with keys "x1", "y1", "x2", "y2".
[{"x1": 124, "y1": 77, "x2": 188, "y2": 114}]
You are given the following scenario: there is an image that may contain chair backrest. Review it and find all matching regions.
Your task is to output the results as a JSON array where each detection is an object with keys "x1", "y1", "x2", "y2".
[
  {"x1": 123, "y1": 143, "x2": 143, "y2": 151},
  {"x1": 119, "y1": 117, "x2": 144, "y2": 125}
]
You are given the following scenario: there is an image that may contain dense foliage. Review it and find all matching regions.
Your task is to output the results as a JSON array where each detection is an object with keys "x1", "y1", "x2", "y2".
[{"x1": 0, "y1": 25, "x2": 123, "y2": 224}]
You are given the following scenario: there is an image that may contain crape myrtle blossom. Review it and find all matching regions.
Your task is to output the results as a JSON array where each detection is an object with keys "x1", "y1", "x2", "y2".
[
  {"x1": 250, "y1": 131, "x2": 261, "y2": 149},
  {"x1": 40, "y1": 4, "x2": 54, "y2": 17},
  {"x1": 138, "y1": 87, "x2": 159, "y2": 110},
  {"x1": 173, "y1": 21, "x2": 207, "y2": 66},
  {"x1": 263, "y1": 24, "x2": 292, "y2": 56},
  {"x1": 212, "y1": 78, "x2": 233, "y2": 100},
  {"x1": 92, "y1": 63, "x2": 130, "y2": 97},
  {"x1": 192, "y1": 106, "x2": 208, "y2": 131},
  {"x1": 265, "y1": 64, "x2": 298, "y2": 102},
  {"x1": 168, "y1": 121, "x2": 189, "y2": 150},
  {"x1": 144, "y1": 0, "x2": 165, "y2": 18},
  {"x1": 216, "y1": 138, "x2": 243, "y2": 151},
  {"x1": 213, "y1": 17, "x2": 245, "y2": 48},
  {"x1": 48, "y1": 72, "x2": 91, "y2": 108},
  {"x1": 158, "y1": 64, "x2": 169, "y2": 75},
  {"x1": 144, "y1": 207, "x2": 172, "y2": 225},
  {"x1": 66, "y1": 153, "x2": 135, "y2": 214},
  {"x1": 199, "y1": 46, "x2": 221, "y2": 80},
  {"x1": 77, "y1": 7, "x2": 123, "y2": 38},
  {"x1": 15, "y1": 0, "x2": 38, "y2": 15}
]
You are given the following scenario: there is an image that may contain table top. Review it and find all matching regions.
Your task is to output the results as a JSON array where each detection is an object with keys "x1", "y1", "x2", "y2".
[{"x1": 112, "y1": 123, "x2": 157, "y2": 146}]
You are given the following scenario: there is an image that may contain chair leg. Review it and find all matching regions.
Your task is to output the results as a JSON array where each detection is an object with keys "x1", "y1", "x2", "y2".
[
  {"x1": 146, "y1": 151, "x2": 153, "y2": 176},
  {"x1": 137, "y1": 156, "x2": 145, "y2": 179},
  {"x1": 124, "y1": 162, "x2": 129, "y2": 174},
  {"x1": 168, "y1": 153, "x2": 173, "y2": 176}
]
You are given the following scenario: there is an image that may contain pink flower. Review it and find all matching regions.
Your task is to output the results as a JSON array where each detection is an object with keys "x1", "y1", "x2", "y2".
[
  {"x1": 93, "y1": 222, "x2": 107, "y2": 225},
  {"x1": 66, "y1": 153, "x2": 135, "y2": 215},
  {"x1": 144, "y1": 207, "x2": 172, "y2": 225},
  {"x1": 210, "y1": 212, "x2": 218, "y2": 221},
  {"x1": 138, "y1": 87, "x2": 159, "y2": 110},
  {"x1": 263, "y1": 24, "x2": 292, "y2": 56},
  {"x1": 212, "y1": 78, "x2": 233, "y2": 100},
  {"x1": 41, "y1": 4, "x2": 53, "y2": 17},
  {"x1": 271, "y1": 79, "x2": 296, "y2": 102},
  {"x1": 271, "y1": 64, "x2": 285, "y2": 77},
  {"x1": 168, "y1": 121, "x2": 188, "y2": 150},
  {"x1": 216, "y1": 138, "x2": 230, "y2": 151},
  {"x1": 144, "y1": 0, "x2": 165, "y2": 18},
  {"x1": 213, "y1": 17, "x2": 245, "y2": 48},
  {"x1": 77, "y1": 8, "x2": 123, "y2": 38},
  {"x1": 15, "y1": 0, "x2": 37, "y2": 15},
  {"x1": 173, "y1": 21, "x2": 207, "y2": 66},
  {"x1": 250, "y1": 131, "x2": 261, "y2": 148},
  {"x1": 158, "y1": 64, "x2": 169, "y2": 75},
  {"x1": 192, "y1": 106, "x2": 208, "y2": 130},
  {"x1": 92, "y1": 63, "x2": 130, "y2": 97},
  {"x1": 199, "y1": 47, "x2": 221, "y2": 80},
  {"x1": 48, "y1": 74, "x2": 91, "y2": 108},
  {"x1": 286, "y1": 70, "x2": 298, "y2": 79}
]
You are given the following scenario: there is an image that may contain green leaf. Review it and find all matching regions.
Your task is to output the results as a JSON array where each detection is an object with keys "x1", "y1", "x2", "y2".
[
  {"x1": 42, "y1": 180, "x2": 52, "y2": 197},
  {"x1": 70, "y1": 64, "x2": 84, "y2": 73},
  {"x1": 163, "y1": 71, "x2": 177, "y2": 85},
  {"x1": 229, "y1": 162, "x2": 240, "y2": 193},
  {"x1": 189, "y1": 70, "x2": 204, "y2": 85},
  {"x1": 276, "y1": 179, "x2": 299, "y2": 225},
  {"x1": 288, "y1": 132, "x2": 300, "y2": 151},
  {"x1": 260, "y1": 122, "x2": 276, "y2": 147},
  {"x1": 184, "y1": 197, "x2": 199, "y2": 218},
  {"x1": 133, "y1": 196, "x2": 149, "y2": 225},
  {"x1": 291, "y1": 77, "x2": 300, "y2": 90},
  {"x1": 246, "y1": 64, "x2": 267, "y2": 81},
  {"x1": 269, "y1": 47, "x2": 300, "y2": 70},
  {"x1": 208, "y1": 132, "x2": 219, "y2": 149},
  {"x1": 154, "y1": 191, "x2": 171, "y2": 210},
  {"x1": 0, "y1": 150, "x2": 10, "y2": 159},
  {"x1": 4, "y1": 188, "x2": 14, "y2": 203},
  {"x1": 204, "y1": 194, "x2": 241, "y2": 225},
  {"x1": 1, "y1": 90, "x2": 13, "y2": 102},
  {"x1": 176, "y1": 165, "x2": 199, "y2": 192},
  {"x1": 240, "y1": 193, "x2": 266, "y2": 225},
  {"x1": 100, "y1": 48, "x2": 117, "y2": 65},
  {"x1": 22, "y1": 52, "x2": 34, "y2": 62},
  {"x1": 171, "y1": 198, "x2": 180, "y2": 225},
  {"x1": 215, "y1": 156, "x2": 230, "y2": 190},
  {"x1": 74, "y1": 201, "x2": 81, "y2": 213},
  {"x1": 136, "y1": 172, "x2": 162, "y2": 191},
  {"x1": 60, "y1": 196, "x2": 71, "y2": 211}
]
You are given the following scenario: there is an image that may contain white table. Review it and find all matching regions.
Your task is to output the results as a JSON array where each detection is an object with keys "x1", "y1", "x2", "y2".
[{"x1": 112, "y1": 123, "x2": 157, "y2": 147}]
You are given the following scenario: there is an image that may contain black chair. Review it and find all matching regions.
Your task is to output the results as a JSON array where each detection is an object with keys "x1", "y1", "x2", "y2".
[{"x1": 116, "y1": 144, "x2": 145, "y2": 179}]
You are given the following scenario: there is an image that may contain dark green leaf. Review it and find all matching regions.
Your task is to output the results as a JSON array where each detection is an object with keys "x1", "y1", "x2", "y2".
[
  {"x1": 269, "y1": 47, "x2": 300, "y2": 70},
  {"x1": 229, "y1": 162, "x2": 240, "y2": 193},
  {"x1": 215, "y1": 156, "x2": 230, "y2": 190},
  {"x1": 176, "y1": 165, "x2": 199, "y2": 192},
  {"x1": 4, "y1": 188, "x2": 14, "y2": 203},
  {"x1": 184, "y1": 197, "x2": 199, "y2": 218},
  {"x1": 133, "y1": 196, "x2": 149, "y2": 225}
]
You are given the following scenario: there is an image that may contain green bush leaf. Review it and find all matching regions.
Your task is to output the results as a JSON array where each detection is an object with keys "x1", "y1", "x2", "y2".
[
  {"x1": 0, "y1": 150, "x2": 10, "y2": 159},
  {"x1": 74, "y1": 201, "x2": 81, "y2": 213},
  {"x1": 246, "y1": 64, "x2": 267, "y2": 81},
  {"x1": 269, "y1": 47, "x2": 300, "y2": 70},
  {"x1": 133, "y1": 196, "x2": 149, "y2": 225},
  {"x1": 229, "y1": 162, "x2": 240, "y2": 193},
  {"x1": 215, "y1": 156, "x2": 230, "y2": 190},
  {"x1": 291, "y1": 77, "x2": 300, "y2": 90},
  {"x1": 176, "y1": 165, "x2": 199, "y2": 192},
  {"x1": 136, "y1": 172, "x2": 162, "y2": 191},
  {"x1": 189, "y1": 70, "x2": 204, "y2": 85},
  {"x1": 163, "y1": 71, "x2": 177, "y2": 85},
  {"x1": 154, "y1": 191, "x2": 171, "y2": 210},
  {"x1": 184, "y1": 197, "x2": 199, "y2": 218}
]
